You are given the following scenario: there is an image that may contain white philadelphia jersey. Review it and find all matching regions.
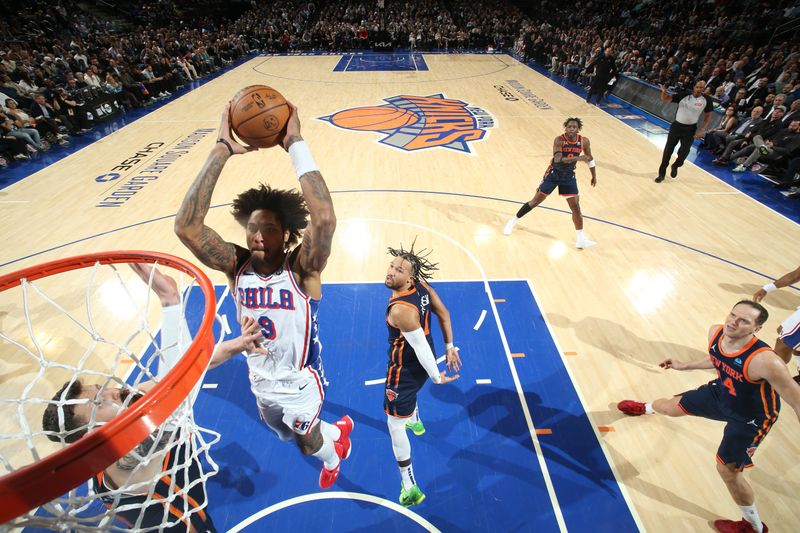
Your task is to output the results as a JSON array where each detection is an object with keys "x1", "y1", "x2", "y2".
[{"x1": 234, "y1": 257, "x2": 322, "y2": 392}]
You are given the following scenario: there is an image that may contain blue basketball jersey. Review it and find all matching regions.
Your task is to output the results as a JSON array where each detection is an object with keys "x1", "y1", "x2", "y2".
[
  {"x1": 707, "y1": 326, "x2": 780, "y2": 419},
  {"x1": 551, "y1": 133, "x2": 583, "y2": 172},
  {"x1": 386, "y1": 282, "x2": 435, "y2": 387}
]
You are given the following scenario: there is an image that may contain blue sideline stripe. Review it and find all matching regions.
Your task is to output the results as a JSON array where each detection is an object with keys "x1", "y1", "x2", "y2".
[{"x1": 491, "y1": 280, "x2": 638, "y2": 532}]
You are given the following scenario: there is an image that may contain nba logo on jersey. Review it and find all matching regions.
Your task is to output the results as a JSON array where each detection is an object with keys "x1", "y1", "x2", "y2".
[
  {"x1": 386, "y1": 389, "x2": 398, "y2": 401},
  {"x1": 319, "y1": 94, "x2": 494, "y2": 154}
]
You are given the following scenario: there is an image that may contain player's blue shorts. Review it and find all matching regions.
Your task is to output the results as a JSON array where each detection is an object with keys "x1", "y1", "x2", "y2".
[
  {"x1": 384, "y1": 364, "x2": 428, "y2": 418},
  {"x1": 678, "y1": 382, "x2": 778, "y2": 471},
  {"x1": 537, "y1": 167, "x2": 579, "y2": 197}
]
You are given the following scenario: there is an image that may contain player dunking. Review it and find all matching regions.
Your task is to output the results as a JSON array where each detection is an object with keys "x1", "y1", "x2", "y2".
[
  {"x1": 503, "y1": 117, "x2": 598, "y2": 249},
  {"x1": 383, "y1": 242, "x2": 461, "y2": 507},
  {"x1": 618, "y1": 301, "x2": 800, "y2": 533},
  {"x1": 175, "y1": 102, "x2": 353, "y2": 490}
]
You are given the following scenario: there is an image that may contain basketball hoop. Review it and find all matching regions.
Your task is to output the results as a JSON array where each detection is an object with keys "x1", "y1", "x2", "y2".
[{"x1": 0, "y1": 251, "x2": 218, "y2": 529}]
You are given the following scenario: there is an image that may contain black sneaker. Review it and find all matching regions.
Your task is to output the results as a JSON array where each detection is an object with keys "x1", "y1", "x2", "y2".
[
  {"x1": 670, "y1": 165, "x2": 678, "y2": 178},
  {"x1": 794, "y1": 372, "x2": 800, "y2": 385},
  {"x1": 655, "y1": 175, "x2": 665, "y2": 183}
]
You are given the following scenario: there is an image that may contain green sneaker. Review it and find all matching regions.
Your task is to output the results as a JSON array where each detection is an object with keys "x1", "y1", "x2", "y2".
[
  {"x1": 405, "y1": 420, "x2": 426, "y2": 436},
  {"x1": 399, "y1": 484, "x2": 426, "y2": 507}
]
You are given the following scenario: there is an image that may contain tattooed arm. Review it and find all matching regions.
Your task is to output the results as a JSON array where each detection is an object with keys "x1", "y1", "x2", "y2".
[
  {"x1": 283, "y1": 104, "x2": 336, "y2": 285},
  {"x1": 103, "y1": 431, "x2": 174, "y2": 492},
  {"x1": 175, "y1": 104, "x2": 253, "y2": 276}
]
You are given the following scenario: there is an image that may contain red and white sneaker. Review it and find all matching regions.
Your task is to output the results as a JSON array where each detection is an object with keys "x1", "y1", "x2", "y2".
[
  {"x1": 713, "y1": 519, "x2": 768, "y2": 533},
  {"x1": 319, "y1": 442, "x2": 344, "y2": 490},
  {"x1": 335, "y1": 415, "x2": 354, "y2": 460},
  {"x1": 617, "y1": 400, "x2": 647, "y2": 416}
]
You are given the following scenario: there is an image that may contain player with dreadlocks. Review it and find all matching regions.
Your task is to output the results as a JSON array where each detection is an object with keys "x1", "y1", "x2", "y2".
[{"x1": 383, "y1": 241, "x2": 462, "y2": 507}]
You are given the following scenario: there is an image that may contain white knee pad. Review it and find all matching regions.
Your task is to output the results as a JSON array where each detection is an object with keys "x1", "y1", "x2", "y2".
[{"x1": 387, "y1": 414, "x2": 411, "y2": 462}]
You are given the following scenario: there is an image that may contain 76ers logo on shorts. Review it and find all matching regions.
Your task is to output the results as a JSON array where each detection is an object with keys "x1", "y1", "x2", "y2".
[
  {"x1": 319, "y1": 94, "x2": 494, "y2": 154},
  {"x1": 294, "y1": 418, "x2": 311, "y2": 433},
  {"x1": 385, "y1": 389, "x2": 398, "y2": 402}
]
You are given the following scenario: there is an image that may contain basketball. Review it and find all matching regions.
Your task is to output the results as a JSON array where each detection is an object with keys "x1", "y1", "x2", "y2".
[
  {"x1": 330, "y1": 106, "x2": 419, "y2": 131},
  {"x1": 229, "y1": 85, "x2": 290, "y2": 148}
]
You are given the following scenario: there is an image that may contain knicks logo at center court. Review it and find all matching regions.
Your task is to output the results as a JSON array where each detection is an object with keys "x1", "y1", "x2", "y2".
[{"x1": 319, "y1": 94, "x2": 494, "y2": 153}]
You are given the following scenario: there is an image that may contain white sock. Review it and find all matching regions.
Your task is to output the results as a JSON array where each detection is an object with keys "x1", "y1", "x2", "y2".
[
  {"x1": 312, "y1": 432, "x2": 340, "y2": 470},
  {"x1": 320, "y1": 420, "x2": 341, "y2": 442},
  {"x1": 645, "y1": 403, "x2": 655, "y2": 414},
  {"x1": 399, "y1": 461, "x2": 416, "y2": 490},
  {"x1": 408, "y1": 405, "x2": 420, "y2": 424},
  {"x1": 738, "y1": 503, "x2": 762, "y2": 532},
  {"x1": 576, "y1": 229, "x2": 585, "y2": 240},
  {"x1": 794, "y1": 354, "x2": 800, "y2": 371}
]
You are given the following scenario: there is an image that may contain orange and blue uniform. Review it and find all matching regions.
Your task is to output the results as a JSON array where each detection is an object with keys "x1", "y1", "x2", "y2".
[
  {"x1": 384, "y1": 282, "x2": 435, "y2": 418},
  {"x1": 538, "y1": 134, "x2": 583, "y2": 197},
  {"x1": 678, "y1": 326, "x2": 780, "y2": 470}
]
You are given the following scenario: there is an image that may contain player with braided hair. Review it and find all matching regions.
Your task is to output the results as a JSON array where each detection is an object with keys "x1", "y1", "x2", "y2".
[{"x1": 383, "y1": 241, "x2": 461, "y2": 507}]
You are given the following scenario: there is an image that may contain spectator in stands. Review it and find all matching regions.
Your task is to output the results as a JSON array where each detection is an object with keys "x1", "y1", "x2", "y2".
[
  {"x1": 733, "y1": 116, "x2": 800, "y2": 173},
  {"x1": 712, "y1": 106, "x2": 764, "y2": 162},
  {"x1": 702, "y1": 105, "x2": 738, "y2": 151},
  {"x1": 716, "y1": 106, "x2": 786, "y2": 166}
]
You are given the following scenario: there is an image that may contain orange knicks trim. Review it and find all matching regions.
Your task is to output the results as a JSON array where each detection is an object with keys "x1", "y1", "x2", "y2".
[
  {"x1": 718, "y1": 334, "x2": 760, "y2": 358},
  {"x1": 384, "y1": 409, "x2": 415, "y2": 419},
  {"x1": 152, "y1": 490, "x2": 194, "y2": 532},
  {"x1": 390, "y1": 287, "x2": 416, "y2": 301},
  {"x1": 393, "y1": 339, "x2": 405, "y2": 387},
  {"x1": 741, "y1": 347, "x2": 771, "y2": 384},
  {"x1": 423, "y1": 311, "x2": 430, "y2": 335},
  {"x1": 677, "y1": 402, "x2": 693, "y2": 416}
]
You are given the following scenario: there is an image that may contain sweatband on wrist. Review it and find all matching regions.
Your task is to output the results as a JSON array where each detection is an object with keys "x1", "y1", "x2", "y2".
[
  {"x1": 288, "y1": 140, "x2": 318, "y2": 179},
  {"x1": 446, "y1": 342, "x2": 454, "y2": 350},
  {"x1": 216, "y1": 138, "x2": 234, "y2": 155},
  {"x1": 588, "y1": 159, "x2": 596, "y2": 168},
  {"x1": 763, "y1": 283, "x2": 777, "y2": 293},
  {"x1": 403, "y1": 327, "x2": 442, "y2": 383}
]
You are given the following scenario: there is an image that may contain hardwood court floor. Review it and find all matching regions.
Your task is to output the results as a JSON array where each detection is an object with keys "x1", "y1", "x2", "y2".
[{"x1": 1, "y1": 53, "x2": 799, "y2": 532}]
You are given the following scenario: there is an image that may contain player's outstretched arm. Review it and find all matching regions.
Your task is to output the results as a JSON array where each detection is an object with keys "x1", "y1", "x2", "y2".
[
  {"x1": 753, "y1": 264, "x2": 800, "y2": 302},
  {"x1": 422, "y1": 281, "x2": 461, "y2": 373},
  {"x1": 130, "y1": 263, "x2": 179, "y2": 307},
  {"x1": 174, "y1": 104, "x2": 244, "y2": 277},
  {"x1": 283, "y1": 102, "x2": 336, "y2": 276},
  {"x1": 209, "y1": 316, "x2": 268, "y2": 369},
  {"x1": 390, "y1": 303, "x2": 459, "y2": 384}
]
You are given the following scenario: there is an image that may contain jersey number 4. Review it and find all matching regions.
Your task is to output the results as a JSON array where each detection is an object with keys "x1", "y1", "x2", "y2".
[
  {"x1": 258, "y1": 316, "x2": 277, "y2": 340},
  {"x1": 722, "y1": 377, "x2": 737, "y2": 396}
]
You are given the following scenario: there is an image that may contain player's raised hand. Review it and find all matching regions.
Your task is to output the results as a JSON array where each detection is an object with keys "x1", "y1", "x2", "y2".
[
  {"x1": 129, "y1": 263, "x2": 179, "y2": 306},
  {"x1": 218, "y1": 102, "x2": 256, "y2": 155},
  {"x1": 281, "y1": 101, "x2": 302, "y2": 151},
  {"x1": 241, "y1": 316, "x2": 269, "y2": 355},
  {"x1": 437, "y1": 370, "x2": 460, "y2": 384},
  {"x1": 446, "y1": 346, "x2": 461, "y2": 373},
  {"x1": 659, "y1": 358, "x2": 686, "y2": 371},
  {"x1": 752, "y1": 288, "x2": 767, "y2": 303}
]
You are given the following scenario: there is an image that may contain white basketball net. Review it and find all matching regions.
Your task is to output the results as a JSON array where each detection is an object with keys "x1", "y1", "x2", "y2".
[{"x1": 0, "y1": 260, "x2": 221, "y2": 531}]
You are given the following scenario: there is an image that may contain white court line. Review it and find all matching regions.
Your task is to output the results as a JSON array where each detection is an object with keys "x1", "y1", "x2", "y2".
[
  {"x1": 475, "y1": 378, "x2": 492, "y2": 384},
  {"x1": 0, "y1": 200, "x2": 31, "y2": 203},
  {"x1": 220, "y1": 314, "x2": 232, "y2": 335},
  {"x1": 473, "y1": 309, "x2": 487, "y2": 330},
  {"x1": 524, "y1": 280, "x2": 646, "y2": 531},
  {"x1": 201, "y1": 383, "x2": 218, "y2": 389},
  {"x1": 228, "y1": 491, "x2": 440, "y2": 533},
  {"x1": 364, "y1": 378, "x2": 384, "y2": 386},
  {"x1": 343, "y1": 217, "x2": 567, "y2": 532}
]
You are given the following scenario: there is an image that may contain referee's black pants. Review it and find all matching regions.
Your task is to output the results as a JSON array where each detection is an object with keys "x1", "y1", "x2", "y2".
[{"x1": 658, "y1": 121, "x2": 696, "y2": 177}]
